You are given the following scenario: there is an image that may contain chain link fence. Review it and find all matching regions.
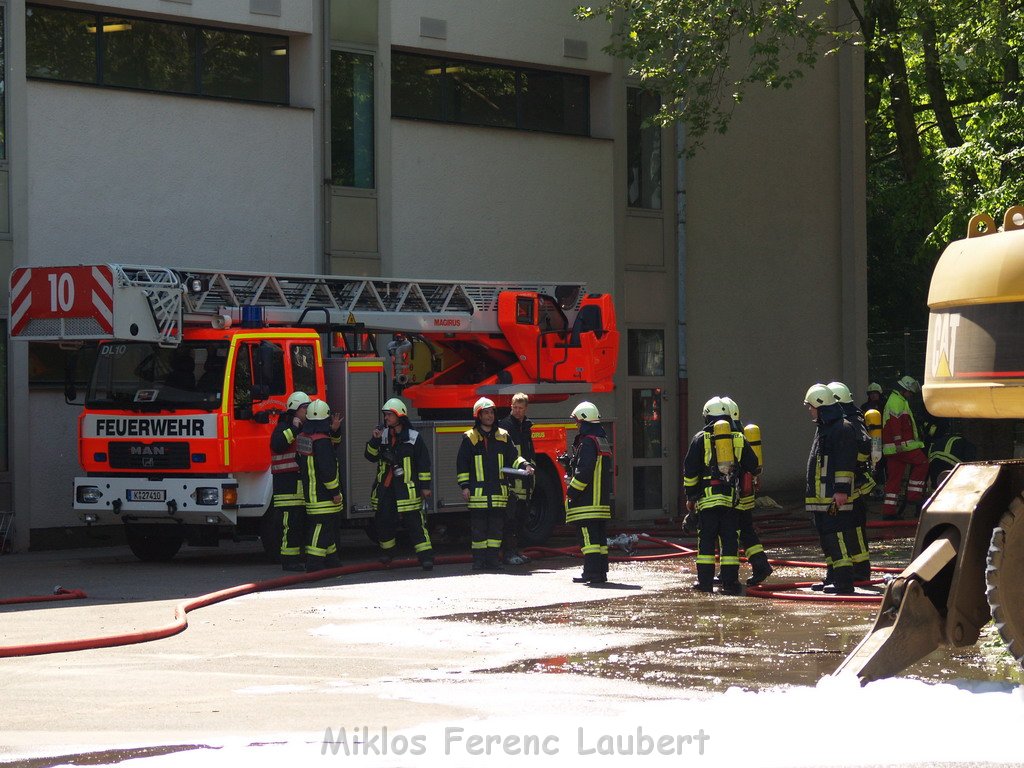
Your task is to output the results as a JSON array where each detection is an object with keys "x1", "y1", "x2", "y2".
[{"x1": 867, "y1": 328, "x2": 927, "y2": 387}]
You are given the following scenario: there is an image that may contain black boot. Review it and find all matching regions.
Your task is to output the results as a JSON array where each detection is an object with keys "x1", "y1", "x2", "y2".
[
  {"x1": 823, "y1": 567, "x2": 855, "y2": 595},
  {"x1": 851, "y1": 561, "x2": 871, "y2": 582},
  {"x1": 746, "y1": 554, "x2": 773, "y2": 586},
  {"x1": 471, "y1": 551, "x2": 486, "y2": 571},
  {"x1": 419, "y1": 551, "x2": 434, "y2": 571}
]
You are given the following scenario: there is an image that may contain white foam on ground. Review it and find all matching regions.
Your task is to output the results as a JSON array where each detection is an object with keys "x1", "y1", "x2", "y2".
[{"x1": 26, "y1": 676, "x2": 1024, "y2": 768}]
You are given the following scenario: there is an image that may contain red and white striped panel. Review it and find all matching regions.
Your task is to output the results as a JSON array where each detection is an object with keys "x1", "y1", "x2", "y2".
[{"x1": 9, "y1": 265, "x2": 114, "y2": 338}]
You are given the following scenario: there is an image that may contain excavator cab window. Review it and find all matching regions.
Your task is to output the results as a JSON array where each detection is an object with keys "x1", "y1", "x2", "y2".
[
  {"x1": 537, "y1": 295, "x2": 568, "y2": 333},
  {"x1": 515, "y1": 297, "x2": 535, "y2": 325}
]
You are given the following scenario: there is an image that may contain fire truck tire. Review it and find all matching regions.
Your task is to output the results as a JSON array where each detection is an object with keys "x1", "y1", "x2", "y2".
[
  {"x1": 520, "y1": 466, "x2": 560, "y2": 546},
  {"x1": 259, "y1": 507, "x2": 283, "y2": 563},
  {"x1": 986, "y1": 502, "x2": 1024, "y2": 670},
  {"x1": 125, "y1": 524, "x2": 184, "y2": 562}
]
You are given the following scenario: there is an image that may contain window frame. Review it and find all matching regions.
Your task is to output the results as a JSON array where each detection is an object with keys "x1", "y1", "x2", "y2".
[
  {"x1": 391, "y1": 50, "x2": 590, "y2": 138},
  {"x1": 25, "y1": 3, "x2": 290, "y2": 106}
]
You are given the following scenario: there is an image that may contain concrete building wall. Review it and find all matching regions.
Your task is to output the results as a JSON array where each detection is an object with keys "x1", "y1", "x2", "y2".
[
  {"x1": 388, "y1": 120, "x2": 614, "y2": 290},
  {"x1": 684, "y1": 13, "x2": 867, "y2": 487},
  {"x1": 26, "y1": 83, "x2": 319, "y2": 272}
]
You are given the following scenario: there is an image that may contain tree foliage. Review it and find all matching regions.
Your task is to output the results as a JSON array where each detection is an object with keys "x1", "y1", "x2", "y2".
[{"x1": 577, "y1": 0, "x2": 1024, "y2": 334}]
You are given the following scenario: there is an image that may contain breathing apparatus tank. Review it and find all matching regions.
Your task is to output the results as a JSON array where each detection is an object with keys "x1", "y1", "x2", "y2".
[
  {"x1": 864, "y1": 408, "x2": 882, "y2": 466},
  {"x1": 712, "y1": 419, "x2": 735, "y2": 477},
  {"x1": 743, "y1": 424, "x2": 763, "y2": 470}
]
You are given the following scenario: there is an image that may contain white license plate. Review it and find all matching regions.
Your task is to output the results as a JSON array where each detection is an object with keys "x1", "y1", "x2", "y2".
[{"x1": 127, "y1": 489, "x2": 166, "y2": 502}]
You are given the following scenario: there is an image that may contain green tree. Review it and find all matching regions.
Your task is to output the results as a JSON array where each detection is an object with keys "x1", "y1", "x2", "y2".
[{"x1": 577, "y1": 1, "x2": 1024, "y2": 333}]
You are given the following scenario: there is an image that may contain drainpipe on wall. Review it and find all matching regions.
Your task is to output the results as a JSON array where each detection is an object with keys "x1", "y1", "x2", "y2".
[{"x1": 676, "y1": 121, "x2": 688, "y2": 516}]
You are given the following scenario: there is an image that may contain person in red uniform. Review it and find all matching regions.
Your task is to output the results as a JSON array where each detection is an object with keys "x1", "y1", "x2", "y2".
[{"x1": 881, "y1": 376, "x2": 929, "y2": 520}]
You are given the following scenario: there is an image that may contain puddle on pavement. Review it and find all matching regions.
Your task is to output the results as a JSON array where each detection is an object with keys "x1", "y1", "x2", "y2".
[{"x1": 444, "y1": 539, "x2": 1024, "y2": 693}]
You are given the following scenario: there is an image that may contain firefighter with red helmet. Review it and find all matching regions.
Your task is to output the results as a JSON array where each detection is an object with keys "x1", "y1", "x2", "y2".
[
  {"x1": 365, "y1": 397, "x2": 434, "y2": 570},
  {"x1": 566, "y1": 401, "x2": 614, "y2": 585},
  {"x1": 296, "y1": 400, "x2": 343, "y2": 572},
  {"x1": 273, "y1": 390, "x2": 310, "y2": 572},
  {"x1": 457, "y1": 397, "x2": 533, "y2": 570}
]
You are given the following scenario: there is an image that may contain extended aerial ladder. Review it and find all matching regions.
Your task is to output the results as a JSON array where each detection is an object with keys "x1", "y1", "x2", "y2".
[{"x1": 11, "y1": 264, "x2": 618, "y2": 410}]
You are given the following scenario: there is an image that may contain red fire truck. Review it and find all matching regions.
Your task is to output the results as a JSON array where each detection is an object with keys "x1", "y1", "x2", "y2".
[{"x1": 9, "y1": 264, "x2": 618, "y2": 561}]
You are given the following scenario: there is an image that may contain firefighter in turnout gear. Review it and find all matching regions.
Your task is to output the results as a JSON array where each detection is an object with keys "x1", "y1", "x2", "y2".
[
  {"x1": 828, "y1": 381, "x2": 875, "y2": 583},
  {"x1": 924, "y1": 418, "x2": 977, "y2": 492},
  {"x1": 566, "y1": 401, "x2": 613, "y2": 584},
  {"x1": 457, "y1": 397, "x2": 533, "y2": 570},
  {"x1": 683, "y1": 397, "x2": 758, "y2": 594},
  {"x1": 881, "y1": 375, "x2": 929, "y2": 519},
  {"x1": 365, "y1": 397, "x2": 434, "y2": 570},
  {"x1": 296, "y1": 399, "x2": 343, "y2": 572},
  {"x1": 804, "y1": 383, "x2": 860, "y2": 594},
  {"x1": 498, "y1": 392, "x2": 535, "y2": 565},
  {"x1": 720, "y1": 396, "x2": 773, "y2": 586},
  {"x1": 272, "y1": 391, "x2": 310, "y2": 571}
]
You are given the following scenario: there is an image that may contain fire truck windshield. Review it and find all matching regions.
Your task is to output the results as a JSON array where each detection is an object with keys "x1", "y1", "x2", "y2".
[{"x1": 86, "y1": 341, "x2": 230, "y2": 410}]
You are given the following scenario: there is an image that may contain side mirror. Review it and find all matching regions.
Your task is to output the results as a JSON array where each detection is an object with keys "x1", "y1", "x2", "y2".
[{"x1": 250, "y1": 383, "x2": 270, "y2": 402}]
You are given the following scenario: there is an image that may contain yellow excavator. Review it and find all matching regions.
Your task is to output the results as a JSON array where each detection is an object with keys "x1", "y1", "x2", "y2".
[{"x1": 836, "y1": 205, "x2": 1024, "y2": 683}]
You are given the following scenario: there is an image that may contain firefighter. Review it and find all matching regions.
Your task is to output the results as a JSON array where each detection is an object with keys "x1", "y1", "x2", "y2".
[
  {"x1": 565, "y1": 401, "x2": 613, "y2": 584},
  {"x1": 925, "y1": 418, "x2": 977, "y2": 492},
  {"x1": 498, "y1": 392, "x2": 535, "y2": 565},
  {"x1": 365, "y1": 397, "x2": 434, "y2": 570},
  {"x1": 720, "y1": 396, "x2": 773, "y2": 586},
  {"x1": 683, "y1": 397, "x2": 758, "y2": 594},
  {"x1": 861, "y1": 382, "x2": 884, "y2": 415},
  {"x1": 804, "y1": 383, "x2": 859, "y2": 595},
  {"x1": 828, "y1": 381, "x2": 875, "y2": 583},
  {"x1": 457, "y1": 397, "x2": 533, "y2": 570},
  {"x1": 296, "y1": 399, "x2": 343, "y2": 572},
  {"x1": 273, "y1": 390, "x2": 310, "y2": 572},
  {"x1": 881, "y1": 375, "x2": 929, "y2": 520}
]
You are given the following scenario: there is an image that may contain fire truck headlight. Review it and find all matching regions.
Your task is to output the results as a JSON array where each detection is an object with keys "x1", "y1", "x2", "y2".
[
  {"x1": 196, "y1": 487, "x2": 220, "y2": 506},
  {"x1": 77, "y1": 486, "x2": 102, "y2": 504}
]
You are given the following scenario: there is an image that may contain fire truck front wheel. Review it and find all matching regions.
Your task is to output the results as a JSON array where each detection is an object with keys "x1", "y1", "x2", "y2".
[
  {"x1": 520, "y1": 465, "x2": 560, "y2": 546},
  {"x1": 124, "y1": 523, "x2": 184, "y2": 562}
]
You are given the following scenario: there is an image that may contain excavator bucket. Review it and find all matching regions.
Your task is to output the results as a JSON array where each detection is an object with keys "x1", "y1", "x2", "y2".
[{"x1": 833, "y1": 462, "x2": 1015, "y2": 684}]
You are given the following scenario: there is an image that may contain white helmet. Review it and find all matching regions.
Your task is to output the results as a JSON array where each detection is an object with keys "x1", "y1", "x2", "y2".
[
  {"x1": 307, "y1": 400, "x2": 331, "y2": 421},
  {"x1": 473, "y1": 397, "x2": 496, "y2": 418},
  {"x1": 804, "y1": 383, "x2": 836, "y2": 407},
  {"x1": 867, "y1": 382, "x2": 883, "y2": 394},
  {"x1": 703, "y1": 397, "x2": 729, "y2": 419},
  {"x1": 897, "y1": 375, "x2": 921, "y2": 394},
  {"x1": 720, "y1": 396, "x2": 740, "y2": 422},
  {"x1": 571, "y1": 401, "x2": 600, "y2": 422},
  {"x1": 827, "y1": 381, "x2": 853, "y2": 404},
  {"x1": 286, "y1": 391, "x2": 311, "y2": 411},
  {"x1": 382, "y1": 397, "x2": 408, "y2": 417}
]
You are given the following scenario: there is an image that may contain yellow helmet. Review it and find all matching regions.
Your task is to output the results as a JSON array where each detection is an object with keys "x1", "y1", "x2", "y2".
[
  {"x1": 804, "y1": 383, "x2": 835, "y2": 407},
  {"x1": 307, "y1": 400, "x2": 331, "y2": 421},
  {"x1": 473, "y1": 397, "x2": 496, "y2": 418},
  {"x1": 286, "y1": 391, "x2": 311, "y2": 411},
  {"x1": 571, "y1": 401, "x2": 600, "y2": 421},
  {"x1": 382, "y1": 397, "x2": 408, "y2": 417}
]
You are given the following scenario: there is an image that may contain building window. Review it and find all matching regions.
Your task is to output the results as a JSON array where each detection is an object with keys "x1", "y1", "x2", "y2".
[
  {"x1": 627, "y1": 329, "x2": 665, "y2": 377},
  {"x1": 633, "y1": 466, "x2": 662, "y2": 510},
  {"x1": 392, "y1": 51, "x2": 589, "y2": 137},
  {"x1": 25, "y1": 4, "x2": 289, "y2": 105},
  {"x1": 627, "y1": 87, "x2": 661, "y2": 209},
  {"x1": 331, "y1": 50, "x2": 374, "y2": 188},
  {"x1": 632, "y1": 387, "x2": 663, "y2": 459}
]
